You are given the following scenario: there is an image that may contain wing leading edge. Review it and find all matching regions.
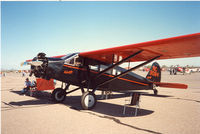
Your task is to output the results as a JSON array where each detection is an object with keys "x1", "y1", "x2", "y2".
[{"x1": 79, "y1": 33, "x2": 200, "y2": 64}]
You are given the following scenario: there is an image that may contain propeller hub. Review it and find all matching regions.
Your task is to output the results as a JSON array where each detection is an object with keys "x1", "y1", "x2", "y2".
[{"x1": 30, "y1": 52, "x2": 49, "y2": 78}]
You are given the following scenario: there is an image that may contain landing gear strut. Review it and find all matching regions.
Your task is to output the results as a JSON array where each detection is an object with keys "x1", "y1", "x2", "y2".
[
  {"x1": 51, "y1": 80, "x2": 97, "y2": 110},
  {"x1": 153, "y1": 89, "x2": 158, "y2": 95},
  {"x1": 152, "y1": 83, "x2": 158, "y2": 96}
]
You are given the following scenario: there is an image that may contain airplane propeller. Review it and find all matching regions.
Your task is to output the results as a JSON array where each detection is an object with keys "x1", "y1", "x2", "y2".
[
  {"x1": 21, "y1": 61, "x2": 43, "y2": 66},
  {"x1": 21, "y1": 52, "x2": 48, "y2": 67},
  {"x1": 21, "y1": 52, "x2": 49, "y2": 78}
]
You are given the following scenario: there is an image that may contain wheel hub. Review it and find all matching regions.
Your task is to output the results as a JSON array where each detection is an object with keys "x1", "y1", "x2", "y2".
[
  {"x1": 84, "y1": 95, "x2": 95, "y2": 108},
  {"x1": 55, "y1": 91, "x2": 64, "y2": 101}
]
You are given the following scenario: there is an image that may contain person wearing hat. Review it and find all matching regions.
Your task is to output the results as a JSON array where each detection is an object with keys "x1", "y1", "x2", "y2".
[{"x1": 21, "y1": 78, "x2": 31, "y2": 95}]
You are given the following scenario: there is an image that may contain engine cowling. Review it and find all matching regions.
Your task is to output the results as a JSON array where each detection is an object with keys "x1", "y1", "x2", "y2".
[{"x1": 30, "y1": 53, "x2": 49, "y2": 79}]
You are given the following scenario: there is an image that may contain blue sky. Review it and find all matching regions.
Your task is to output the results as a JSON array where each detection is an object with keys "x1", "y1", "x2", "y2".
[{"x1": 1, "y1": 1, "x2": 200, "y2": 70}]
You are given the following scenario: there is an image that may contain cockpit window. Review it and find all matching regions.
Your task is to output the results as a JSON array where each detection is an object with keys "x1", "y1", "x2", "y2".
[
  {"x1": 69, "y1": 59, "x2": 74, "y2": 64},
  {"x1": 89, "y1": 65, "x2": 99, "y2": 71},
  {"x1": 64, "y1": 54, "x2": 83, "y2": 67}
]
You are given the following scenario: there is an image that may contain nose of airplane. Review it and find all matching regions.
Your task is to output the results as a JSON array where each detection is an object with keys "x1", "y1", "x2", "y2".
[{"x1": 28, "y1": 52, "x2": 49, "y2": 78}]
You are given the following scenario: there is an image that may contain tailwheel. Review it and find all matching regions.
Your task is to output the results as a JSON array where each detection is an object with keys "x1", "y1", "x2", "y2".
[
  {"x1": 153, "y1": 89, "x2": 158, "y2": 96},
  {"x1": 81, "y1": 91, "x2": 97, "y2": 110},
  {"x1": 52, "y1": 88, "x2": 66, "y2": 103}
]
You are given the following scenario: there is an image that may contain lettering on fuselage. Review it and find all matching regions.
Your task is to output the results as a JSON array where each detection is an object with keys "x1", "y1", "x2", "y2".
[
  {"x1": 149, "y1": 66, "x2": 159, "y2": 77},
  {"x1": 64, "y1": 70, "x2": 73, "y2": 74}
]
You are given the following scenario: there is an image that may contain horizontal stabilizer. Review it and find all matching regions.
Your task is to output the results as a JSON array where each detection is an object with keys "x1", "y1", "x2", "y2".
[{"x1": 154, "y1": 82, "x2": 188, "y2": 89}]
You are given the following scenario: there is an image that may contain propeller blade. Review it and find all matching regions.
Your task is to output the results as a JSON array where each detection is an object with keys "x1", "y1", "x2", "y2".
[
  {"x1": 21, "y1": 61, "x2": 28, "y2": 66},
  {"x1": 20, "y1": 61, "x2": 43, "y2": 66},
  {"x1": 28, "y1": 61, "x2": 43, "y2": 66}
]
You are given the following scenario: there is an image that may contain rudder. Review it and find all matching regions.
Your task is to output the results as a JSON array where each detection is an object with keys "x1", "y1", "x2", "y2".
[{"x1": 146, "y1": 62, "x2": 161, "y2": 82}]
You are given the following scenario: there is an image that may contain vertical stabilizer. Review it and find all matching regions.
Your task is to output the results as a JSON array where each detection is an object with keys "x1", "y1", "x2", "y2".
[{"x1": 146, "y1": 62, "x2": 161, "y2": 82}]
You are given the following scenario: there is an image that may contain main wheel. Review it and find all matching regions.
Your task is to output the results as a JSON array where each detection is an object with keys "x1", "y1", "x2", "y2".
[
  {"x1": 52, "y1": 88, "x2": 66, "y2": 103},
  {"x1": 81, "y1": 91, "x2": 97, "y2": 110}
]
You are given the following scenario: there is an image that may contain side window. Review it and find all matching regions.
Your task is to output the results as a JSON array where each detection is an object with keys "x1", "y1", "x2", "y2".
[
  {"x1": 69, "y1": 59, "x2": 74, "y2": 64},
  {"x1": 74, "y1": 57, "x2": 83, "y2": 67},
  {"x1": 112, "y1": 69, "x2": 117, "y2": 76},
  {"x1": 116, "y1": 70, "x2": 121, "y2": 75},
  {"x1": 106, "y1": 70, "x2": 113, "y2": 75},
  {"x1": 100, "y1": 65, "x2": 117, "y2": 75},
  {"x1": 89, "y1": 65, "x2": 99, "y2": 71},
  {"x1": 100, "y1": 65, "x2": 107, "y2": 72},
  {"x1": 65, "y1": 58, "x2": 74, "y2": 65},
  {"x1": 109, "y1": 69, "x2": 120, "y2": 76},
  {"x1": 100, "y1": 65, "x2": 104, "y2": 71}
]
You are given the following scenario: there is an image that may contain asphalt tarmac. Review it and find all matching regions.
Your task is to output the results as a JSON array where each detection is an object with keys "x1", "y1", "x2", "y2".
[{"x1": 1, "y1": 71, "x2": 200, "y2": 134}]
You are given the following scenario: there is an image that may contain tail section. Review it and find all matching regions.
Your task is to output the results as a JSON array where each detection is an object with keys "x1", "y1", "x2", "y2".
[
  {"x1": 146, "y1": 62, "x2": 161, "y2": 82},
  {"x1": 146, "y1": 62, "x2": 188, "y2": 89}
]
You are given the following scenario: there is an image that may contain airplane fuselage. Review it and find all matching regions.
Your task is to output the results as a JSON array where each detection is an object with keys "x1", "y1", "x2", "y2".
[{"x1": 44, "y1": 58, "x2": 153, "y2": 92}]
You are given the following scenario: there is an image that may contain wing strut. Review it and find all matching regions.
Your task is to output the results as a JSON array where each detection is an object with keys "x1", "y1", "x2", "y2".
[
  {"x1": 95, "y1": 50, "x2": 143, "y2": 79},
  {"x1": 96, "y1": 55, "x2": 161, "y2": 87}
]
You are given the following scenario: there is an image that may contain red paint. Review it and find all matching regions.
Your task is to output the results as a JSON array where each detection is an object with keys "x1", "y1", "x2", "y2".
[
  {"x1": 154, "y1": 82, "x2": 188, "y2": 89},
  {"x1": 79, "y1": 33, "x2": 200, "y2": 64},
  {"x1": 64, "y1": 70, "x2": 73, "y2": 74},
  {"x1": 36, "y1": 78, "x2": 55, "y2": 91}
]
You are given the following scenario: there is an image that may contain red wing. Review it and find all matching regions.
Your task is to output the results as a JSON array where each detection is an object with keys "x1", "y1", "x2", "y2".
[{"x1": 79, "y1": 33, "x2": 200, "y2": 64}]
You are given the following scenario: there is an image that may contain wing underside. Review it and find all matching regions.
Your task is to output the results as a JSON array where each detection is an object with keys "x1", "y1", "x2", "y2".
[{"x1": 79, "y1": 33, "x2": 200, "y2": 64}]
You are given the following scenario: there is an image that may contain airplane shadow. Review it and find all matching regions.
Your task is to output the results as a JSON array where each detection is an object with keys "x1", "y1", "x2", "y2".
[
  {"x1": 8, "y1": 90, "x2": 154, "y2": 117},
  {"x1": 142, "y1": 94, "x2": 173, "y2": 98},
  {"x1": 65, "y1": 95, "x2": 154, "y2": 117},
  {"x1": 7, "y1": 90, "x2": 162, "y2": 134},
  {"x1": 3, "y1": 90, "x2": 55, "y2": 111},
  {"x1": 10, "y1": 90, "x2": 53, "y2": 101},
  {"x1": 193, "y1": 92, "x2": 200, "y2": 94},
  {"x1": 7, "y1": 90, "x2": 199, "y2": 134},
  {"x1": 8, "y1": 99, "x2": 53, "y2": 108},
  {"x1": 170, "y1": 97, "x2": 200, "y2": 103}
]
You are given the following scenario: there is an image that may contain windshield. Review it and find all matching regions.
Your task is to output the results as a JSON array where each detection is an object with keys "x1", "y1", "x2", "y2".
[{"x1": 61, "y1": 53, "x2": 78, "y2": 60}]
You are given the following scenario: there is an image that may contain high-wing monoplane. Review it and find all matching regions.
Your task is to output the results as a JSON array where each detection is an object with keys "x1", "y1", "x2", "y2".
[{"x1": 22, "y1": 33, "x2": 200, "y2": 110}]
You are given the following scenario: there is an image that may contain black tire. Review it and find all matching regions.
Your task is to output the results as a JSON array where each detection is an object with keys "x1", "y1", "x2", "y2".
[
  {"x1": 52, "y1": 88, "x2": 66, "y2": 103},
  {"x1": 81, "y1": 91, "x2": 97, "y2": 110}
]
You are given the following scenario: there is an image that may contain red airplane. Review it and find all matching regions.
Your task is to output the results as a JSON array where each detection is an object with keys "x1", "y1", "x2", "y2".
[
  {"x1": 22, "y1": 33, "x2": 200, "y2": 110},
  {"x1": 170, "y1": 66, "x2": 192, "y2": 75}
]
